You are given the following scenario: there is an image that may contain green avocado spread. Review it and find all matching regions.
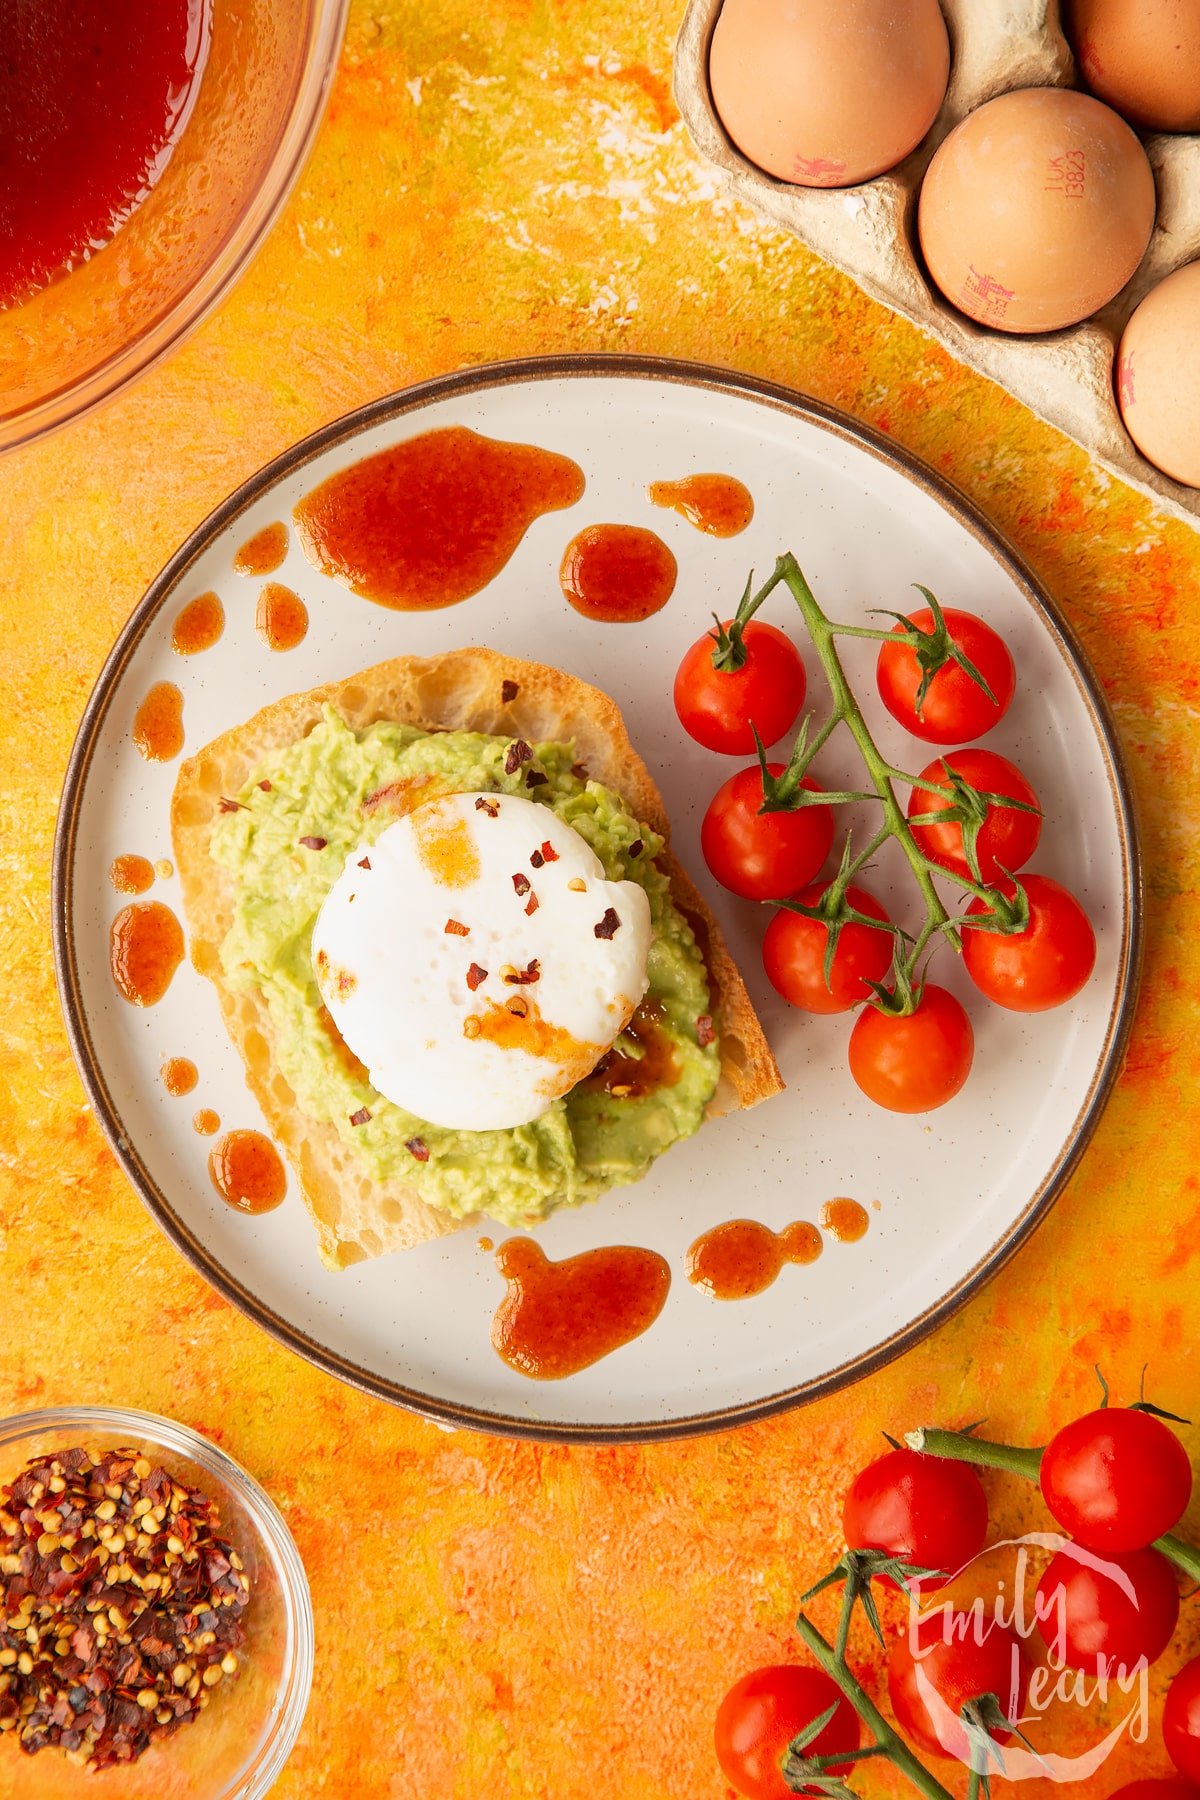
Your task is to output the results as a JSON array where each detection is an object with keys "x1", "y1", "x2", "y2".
[{"x1": 212, "y1": 709, "x2": 721, "y2": 1228}]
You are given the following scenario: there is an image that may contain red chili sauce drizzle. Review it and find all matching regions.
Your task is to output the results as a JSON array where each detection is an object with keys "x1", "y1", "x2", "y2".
[
  {"x1": 109, "y1": 902, "x2": 184, "y2": 1006},
  {"x1": 559, "y1": 524, "x2": 677, "y2": 622},
  {"x1": 492, "y1": 1239, "x2": 670, "y2": 1379},
  {"x1": 0, "y1": 0, "x2": 210, "y2": 306},
  {"x1": 293, "y1": 426, "x2": 585, "y2": 609},
  {"x1": 687, "y1": 1219, "x2": 823, "y2": 1300},
  {"x1": 255, "y1": 583, "x2": 308, "y2": 651},
  {"x1": 821, "y1": 1197, "x2": 871, "y2": 1243},
  {"x1": 109, "y1": 854, "x2": 155, "y2": 896},
  {"x1": 233, "y1": 521, "x2": 288, "y2": 577},
  {"x1": 160, "y1": 1056, "x2": 198, "y2": 1096},
  {"x1": 583, "y1": 999, "x2": 678, "y2": 1099},
  {"x1": 193, "y1": 1109, "x2": 220, "y2": 1137},
  {"x1": 208, "y1": 1131, "x2": 287, "y2": 1214},
  {"x1": 172, "y1": 591, "x2": 225, "y2": 655},
  {"x1": 132, "y1": 683, "x2": 184, "y2": 762},
  {"x1": 647, "y1": 474, "x2": 754, "y2": 538}
]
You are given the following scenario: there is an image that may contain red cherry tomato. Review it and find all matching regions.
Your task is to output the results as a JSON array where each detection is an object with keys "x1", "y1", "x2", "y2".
[
  {"x1": 848, "y1": 984, "x2": 974, "y2": 1113},
  {"x1": 963, "y1": 874, "x2": 1096, "y2": 1012},
  {"x1": 842, "y1": 1448, "x2": 989, "y2": 1590},
  {"x1": 1108, "y1": 1784, "x2": 1200, "y2": 1799},
  {"x1": 887, "y1": 1609, "x2": 1029, "y2": 1762},
  {"x1": 1035, "y1": 1544, "x2": 1179, "y2": 1675},
  {"x1": 675, "y1": 620, "x2": 807, "y2": 755},
  {"x1": 763, "y1": 882, "x2": 893, "y2": 1014},
  {"x1": 701, "y1": 765, "x2": 834, "y2": 902},
  {"x1": 714, "y1": 1664, "x2": 861, "y2": 1800},
  {"x1": 907, "y1": 749, "x2": 1041, "y2": 883},
  {"x1": 877, "y1": 607, "x2": 1015, "y2": 745},
  {"x1": 1164, "y1": 1656, "x2": 1200, "y2": 1782},
  {"x1": 1040, "y1": 1406, "x2": 1193, "y2": 1553}
]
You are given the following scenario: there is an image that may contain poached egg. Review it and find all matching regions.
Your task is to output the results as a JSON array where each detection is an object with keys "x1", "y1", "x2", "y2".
[{"x1": 312, "y1": 791, "x2": 652, "y2": 1131}]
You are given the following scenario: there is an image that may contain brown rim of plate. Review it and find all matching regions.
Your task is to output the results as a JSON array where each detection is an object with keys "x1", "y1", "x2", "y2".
[{"x1": 51, "y1": 353, "x2": 1143, "y2": 1445}]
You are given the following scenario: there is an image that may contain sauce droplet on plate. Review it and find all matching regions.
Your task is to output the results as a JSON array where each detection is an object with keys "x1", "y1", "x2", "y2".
[
  {"x1": 478, "y1": 1236, "x2": 494, "y2": 1252},
  {"x1": 255, "y1": 582, "x2": 308, "y2": 651},
  {"x1": 559, "y1": 523, "x2": 677, "y2": 622},
  {"x1": 171, "y1": 591, "x2": 225, "y2": 655},
  {"x1": 208, "y1": 1130, "x2": 287, "y2": 1213},
  {"x1": 294, "y1": 425, "x2": 585, "y2": 609},
  {"x1": 821, "y1": 1197, "x2": 870, "y2": 1243},
  {"x1": 492, "y1": 1238, "x2": 670, "y2": 1379},
  {"x1": 109, "y1": 854, "x2": 154, "y2": 895},
  {"x1": 193, "y1": 1108, "x2": 220, "y2": 1136},
  {"x1": 109, "y1": 902, "x2": 184, "y2": 1006},
  {"x1": 132, "y1": 683, "x2": 184, "y2": 762},
  {"x1": 647, "y1": 473, "x2": 754, "y2": 537},
  {"x1": 160, "y1": 1056, "x2": 198, "y2": 1096},
  {"x1": 686, "y1": 1218, "x2": 822, "y2": 1300},
  {"x1": 233, "y1": 521, "x2": 289, "y2": 577}
]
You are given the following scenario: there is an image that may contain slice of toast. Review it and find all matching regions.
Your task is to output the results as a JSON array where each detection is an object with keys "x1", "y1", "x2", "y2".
[{"x1": 171, "y1": 648, "x2": 783, "y2": 1267}]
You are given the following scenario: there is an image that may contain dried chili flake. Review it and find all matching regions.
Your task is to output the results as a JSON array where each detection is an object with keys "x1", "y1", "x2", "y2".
[
  {"x1": 524, "y1": 893, "x2": 540, "y2": 917},
  {"x1": 501, "y1": 680, "x2": 519, "y2": 703},
  {"x1": 218, "y1": 797, "x2": 244, "y2": 814},
  {"x1": 466, "y1": 962, "x2": 488, "y2": 992},
  {"x1": 349, "y1": 1106, "x2": 371, "y2": 1126},
  {"x1": 504, "y1": 739, "x2": 532, "y2": 775},
  {"x1": 628, "y1": 839, "x2": 644, "y2": 859},
  {"x1": 696, "y1": 1014, "x2": 715, "y2": 1048},
  {"x1": 299, "y1": 835, "x2": 327, "y2": 851},
  {"x1": 594, "y1": 908, "x2": 621, "y2": 939},
  {"x1": 405, "y1": 1137, "x2": 430, "y2": 1163},
  {"x1": 571, "y1": 762, "x2": 589, "y2": 780},
  {"x1": 357, "y1": 856, "x2": 371, "y2": 870},
  {"x1": 539, "y1": 840, "x2": 559, "y2": 863},
  {"x1": 503, "y1": 959, "x2": 541, "y2": 985},
  {"x1": 475, "y1": 797, "x2": 500, "y2": 818},
  {"x1": 524, "y1": 769, "x2": 548, "y2": 789},
  {"x1": 530, "y1": 849, "x2": 544, "y2": 870},
  {"x1": 512, "y1": 873, "x2": 531, "y2": 897},
  {"x1": 0, "y1": 1447, "x2": 250, "y2": 1772},
  {"x1": 445, "y1": 919, "x2": 470, "y2": 937}
]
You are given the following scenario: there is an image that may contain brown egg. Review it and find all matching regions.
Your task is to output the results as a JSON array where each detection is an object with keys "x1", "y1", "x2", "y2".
[
  {"x1": 1116, "y1": 261, "x2": 1200, "y2": 487},
  {"x1": 1067, "y1": 0, "x2": 1200, "y2": 134},
  {"x1": 708, "y1": 0, "x2": 949, "y2": 188},
  {"x1": 918, "y1": 88, "x2": 1156, "y2": 334}
]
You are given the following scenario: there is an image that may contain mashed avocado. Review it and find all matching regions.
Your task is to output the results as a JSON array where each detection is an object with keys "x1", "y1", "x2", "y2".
[{"x1": 212, "y1": 709, "x2": 720, "y2": 1228}]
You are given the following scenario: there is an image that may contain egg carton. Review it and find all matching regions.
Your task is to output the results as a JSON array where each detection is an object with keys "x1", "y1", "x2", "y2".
[{"x1": 673, "y1": 0, "x2": 1200, "y2": 531}]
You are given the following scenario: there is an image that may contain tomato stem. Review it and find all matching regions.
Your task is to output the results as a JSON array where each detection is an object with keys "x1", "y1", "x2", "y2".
[
  {"x1": 792, "y1": 1613, "x2": 960, "y2": 1799},
  {"x1": 906, "y1": 1426, "x2": 1200, "y2": 1583}
]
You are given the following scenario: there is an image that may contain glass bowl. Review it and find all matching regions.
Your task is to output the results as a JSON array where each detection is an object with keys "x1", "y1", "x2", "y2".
[
  {"x1": 0, "y1": 1406, "x2": 313, "y2": 1798},
  {"x1": 0, "y1": 0, "x2": 348, "y2": 454}
]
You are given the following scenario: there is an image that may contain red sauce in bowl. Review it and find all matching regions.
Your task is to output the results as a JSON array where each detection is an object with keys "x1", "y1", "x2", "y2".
[{"x1": 0, "y1": 0, "x2": 211, "y2": 306}]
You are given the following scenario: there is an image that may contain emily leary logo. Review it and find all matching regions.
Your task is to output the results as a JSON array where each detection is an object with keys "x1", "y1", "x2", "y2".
[{"x1": 905, "y1": 1532, "x2": 1152, "y2": 1781}]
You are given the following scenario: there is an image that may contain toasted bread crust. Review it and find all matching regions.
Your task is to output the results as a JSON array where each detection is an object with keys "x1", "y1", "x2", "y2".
[{"x1": 171, "y1": 649, "x2": 782, "y2": 1267}]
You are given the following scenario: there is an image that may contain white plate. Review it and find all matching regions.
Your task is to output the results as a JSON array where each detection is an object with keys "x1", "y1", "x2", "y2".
[{"x1": 54, "y1": 358, "x2": 1140, "y2": 1441}]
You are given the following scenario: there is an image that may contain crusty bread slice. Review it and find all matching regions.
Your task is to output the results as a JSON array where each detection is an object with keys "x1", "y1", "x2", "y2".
[{"x1": 171, "y1": 648, "x2": 783, "y2": 1268}]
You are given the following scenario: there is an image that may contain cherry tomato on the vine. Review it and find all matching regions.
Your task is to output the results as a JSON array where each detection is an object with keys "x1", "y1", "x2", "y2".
[
  {"x1": 848, "y1": 984, "x2": 974, "y2": 1114},
  {"x1": 1108, "y1": 1784, "x2": 1200, "y2": 1799},
  {"x1": 1164, "y1": 1655, "x2": 1200, "y2": 1782},
  {"x1": 907, "y1": 749, "x2": 1041, "y2": 884},
  {"x1": 842, "y1": 1448, "x2": 989, "y2": 1590},
  {"x1": 1040, "y1": 1405, "x2": 1193, "y2": 1554},
  {"x1": 714, "y1": 1664, "x2": 861, "y2": 1800},
  {"x1": 877, "y1": 606, "x2": 1015, "y2": 745},
  {"x1": 962, "y1": 874, "x2": 1096, "y2": 1012},
  {"x1": 1035, "y1": 1544, "x2": 1179, "y2": 1675},
  {"x1": 887, "y1": 1609, "x2": 1029, "y2": 1762},
  {"x1": 701, "y1": 765, "x2": 834, "y2": 902},
  {"x1": 674, "y1": 620, "x2": 807, "y2": 755},
  {"x1": 763, "y1": 882, "x2": 893, "y2": 1013}
]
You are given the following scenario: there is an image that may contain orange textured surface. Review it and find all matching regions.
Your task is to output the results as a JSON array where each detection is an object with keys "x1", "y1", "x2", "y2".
[{"x1": 3, "y1": 1, "x2": 1200, "y2": 1795}]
